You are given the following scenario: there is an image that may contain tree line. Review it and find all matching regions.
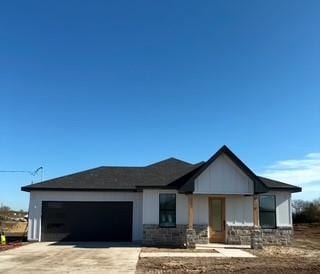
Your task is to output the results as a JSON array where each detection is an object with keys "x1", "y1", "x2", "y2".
[{"x1": 292, "y1": 198, "x2": 320, "y2": 223}]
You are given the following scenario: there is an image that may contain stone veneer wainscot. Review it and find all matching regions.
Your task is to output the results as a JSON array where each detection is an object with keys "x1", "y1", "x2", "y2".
[
  {"x1": 143, "y1": 224, "x2": 293, "y2": 247},
  {"x1": 143, "y1": 224, "x2": 208, "y2": 247},
  {"x1": 227, "y1": 225, "x2": 293, "y2": 245}
]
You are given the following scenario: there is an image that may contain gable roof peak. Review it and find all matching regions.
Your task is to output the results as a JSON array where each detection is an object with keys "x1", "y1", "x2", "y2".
[
  {"x1": 217, "y1": 144, "x2": 232, "y2": 153},
  {"x1": 178, "y1": 145, "x2": 269, "y2": 193}
]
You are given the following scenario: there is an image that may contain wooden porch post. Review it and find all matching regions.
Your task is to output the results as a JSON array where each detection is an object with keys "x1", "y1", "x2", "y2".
[
  {"x1": 253, "y1": 195, "x2": 260, "y2": 227},
  {"x1": 188, "y1": 195, "x2": 194, "y2": 229},
  {"x1": 252, "y1": 195, "x2": 263, "y2": 249}
]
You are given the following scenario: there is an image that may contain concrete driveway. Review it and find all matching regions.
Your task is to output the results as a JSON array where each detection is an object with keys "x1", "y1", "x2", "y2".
[{"x1": 0, "y1": 242, "x2": 141, "y2": 274}]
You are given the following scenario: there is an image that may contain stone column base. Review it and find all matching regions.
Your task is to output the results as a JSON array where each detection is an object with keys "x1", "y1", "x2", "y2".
[
  {"x1": 186, "y1": 228, "x2": 196, "y2": 249},
  {"x1": 251, "y1": 228, "x2": 263, "y2": 249}
]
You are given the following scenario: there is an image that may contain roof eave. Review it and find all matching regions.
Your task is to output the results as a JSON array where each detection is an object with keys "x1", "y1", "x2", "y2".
[
  {"x1": 136, "y1": 185, "x2": 177, "y2": 190},
  {"x1": 268, "y1": 187, "x2": 302, "y2": 193},
  {"x1": 21, "y1": 187, "x2": 138, "y2": 192}
]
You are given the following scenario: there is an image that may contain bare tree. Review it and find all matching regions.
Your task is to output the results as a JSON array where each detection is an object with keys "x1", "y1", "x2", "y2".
[{"x1": 0, "y1": 205, "x2": 11, "y2": 213}]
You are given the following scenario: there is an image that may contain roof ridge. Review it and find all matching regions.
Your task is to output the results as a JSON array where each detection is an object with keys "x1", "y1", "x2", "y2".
[
  {"x1": 100, "y1": 165, "x2": 143, "y2": 169},
  {"x1": 146, "y1": 157, "x2": 193, "y2": 167}
]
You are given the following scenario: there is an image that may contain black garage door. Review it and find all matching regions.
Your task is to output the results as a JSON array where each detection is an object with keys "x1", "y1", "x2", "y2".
[{"x1": 41, "y1": 201, "x2": 133, "y2": 242}]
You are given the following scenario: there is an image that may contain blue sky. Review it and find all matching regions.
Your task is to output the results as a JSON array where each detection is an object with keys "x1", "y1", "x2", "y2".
[{"x1": 0, "y1": 1, "x2": 319, "y2": 210}]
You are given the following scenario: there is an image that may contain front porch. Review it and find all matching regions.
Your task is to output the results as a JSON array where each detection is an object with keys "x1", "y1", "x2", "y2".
[
  {"x1": 142, "y1": 192, "x2": 293, "y2": 248},
  {"x1": 142, "y1": 193, "x2": 263, "y2": 248},
  {"x1": 185, "y1": 194, "x2": 261, "y2": 248}
]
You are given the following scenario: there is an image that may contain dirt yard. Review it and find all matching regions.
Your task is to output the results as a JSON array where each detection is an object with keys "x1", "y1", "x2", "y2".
[
  {"x1": 136, "y1": 224, "x2": 320, "y2": 273},
  {"x1": 0, "y1": 241, "x2": 25, "y2": 252}
]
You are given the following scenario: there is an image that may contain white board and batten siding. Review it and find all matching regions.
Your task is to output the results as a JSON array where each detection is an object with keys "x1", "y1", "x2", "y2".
[
  {"x1": 194, "y1": 154, "x2": 254, "y2": 195},
  {"x1": 267, "y1": 191, "x2": 292, "y2": 227},
  {"x1": 143, "y1": 189, "x2": 210, "y2": 225},
  {"x1": 142, "y1": 189, "x2": 292, "y2": 227},
  {"x1": 28, "y1": 191, "x2": 143, "y2": 241},
  {"x1": 142, "y1": 189, "x2": 254, "y2": 226},
  {"x1": 226, "y1": 196, "x2": 254, "y2": 226},
  {"x1": 142, "y1": 189, "x2": 188, "y2": 224},
  {"x1": 225, "y1": 193, "x2": 292, "y2": 227}
]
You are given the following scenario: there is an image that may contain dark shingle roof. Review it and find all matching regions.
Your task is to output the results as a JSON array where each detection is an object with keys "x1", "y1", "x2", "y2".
[
  {"x1": 21, "y1": 146, "x2": 302, "y2": 193},
  {"x1": 21, "y1": 158, "x2": 202, "y2": 192},
  {"x1": 258, "y1": 176, "x2": 301, "y2": 192}
]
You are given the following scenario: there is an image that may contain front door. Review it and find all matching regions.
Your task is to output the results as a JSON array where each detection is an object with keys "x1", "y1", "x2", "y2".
[{"x1": 209, "y1": 197, "x2": 225, "y2": 243}]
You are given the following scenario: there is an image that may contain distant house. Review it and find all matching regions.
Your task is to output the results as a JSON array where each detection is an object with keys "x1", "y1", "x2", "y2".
[{"x1": 21, "y1": 145, "x2": 301, "y2": 247}]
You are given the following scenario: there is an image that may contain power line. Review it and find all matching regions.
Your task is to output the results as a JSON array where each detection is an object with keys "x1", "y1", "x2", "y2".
[
  {"x1": 0, "y1": 167, "x2": 44, "y2": 182},
  {"x1": 0, "y1": 170, "x2": 34, "y2": 174}
]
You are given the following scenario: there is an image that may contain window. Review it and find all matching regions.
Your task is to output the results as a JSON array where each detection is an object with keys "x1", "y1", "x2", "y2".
[
  {"x1": 259, "y1": 195, "x2": 276, "y2": 228},
  {"x1": 159, "y1": 193, "x2": 176, "y2": 227}
]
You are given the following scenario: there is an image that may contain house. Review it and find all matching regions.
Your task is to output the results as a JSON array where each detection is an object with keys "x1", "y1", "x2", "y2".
[{"x1": 21, "y1": 145, "x2": 301, "y2": 247}]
